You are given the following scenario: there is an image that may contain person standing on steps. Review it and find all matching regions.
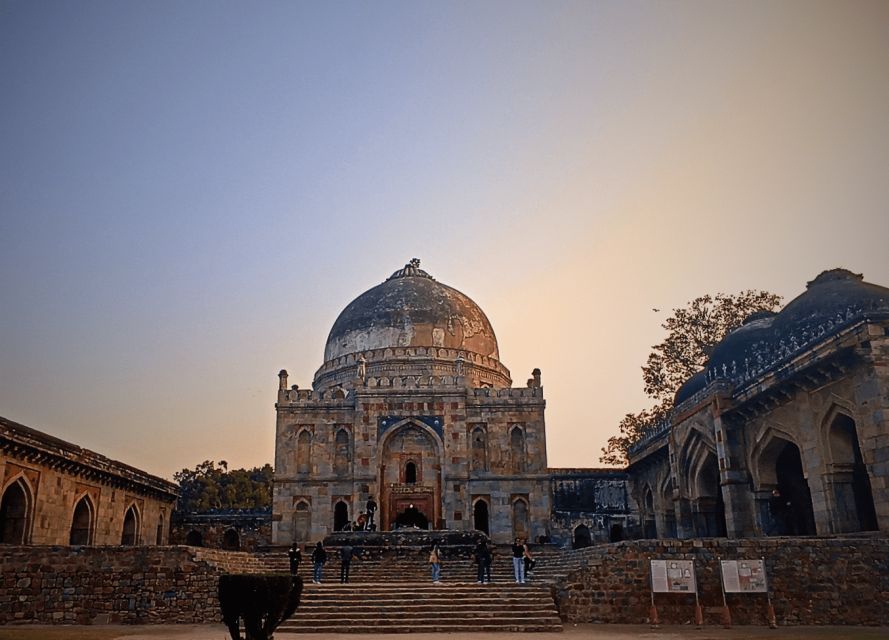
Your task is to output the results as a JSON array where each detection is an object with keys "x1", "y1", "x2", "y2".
[
  {"x1": 511, "y1": 537, "x2": 526, "y2": 584},
  {"x1": 365, "y1": 496, "x2": 377, "y2": 531},
  {"x1": 522, "y1": 539, "x2": 535, "y2": 581},
  {"x1": 288, "y1": 542, "x2": 302, "y2": 576},
  {"x1": 429, "y1": 543, "x2": 442, "y2": 583},
  {"x1": 474, "y1": 540, "x2": 492, "y2": 584},
  {"x1": 311, "y1": 541, "x2": 327, "y2": 583},
  {"x1": 340, "y1": 543, "x2": 355, "y2": 583}
]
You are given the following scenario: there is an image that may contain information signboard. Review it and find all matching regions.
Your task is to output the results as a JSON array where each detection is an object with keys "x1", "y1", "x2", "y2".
[
  {"x1": 720, "y1": 559, "x2": 767, "y2": 593},
  {"x1": 650, "y1": 559, "x2": 697, "y2": 593}
]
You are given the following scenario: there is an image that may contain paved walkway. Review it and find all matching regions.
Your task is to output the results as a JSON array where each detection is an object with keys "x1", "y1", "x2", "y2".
[{"x1": 1, "y1": 625, "x2": 888, "y2": 640}]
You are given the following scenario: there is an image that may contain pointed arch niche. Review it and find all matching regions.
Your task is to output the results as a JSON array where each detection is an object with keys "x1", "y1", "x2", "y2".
[
  {"x1": 825, "y1": 409, "x2": 877, "y2": 532},
  {"x1": 0, "y1": 477, "x2": 33, "y2": 544},
  {"x1": 69, "y1": 494, "x2": 95, "y2": 546}
]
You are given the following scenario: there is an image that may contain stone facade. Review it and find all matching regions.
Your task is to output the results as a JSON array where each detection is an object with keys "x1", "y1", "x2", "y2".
[
  {"x1": 273, "y1": 261, "x2": 551, "y2": 545},
  {"x1": 557, "y1": 537, "x2": 889, "y2": 626},
  {"x1": 549, "y1": 468, "x2": 638, "y2": 546},
  {"x1": 170, "y1": 508, "x2": 272, "y2": 551},
  {"x1": 628, "y1": 269, "x2": 889, "y2": 541},
  {"x1": 0, "y1": 416, "x2": 178, "y2": 546}
]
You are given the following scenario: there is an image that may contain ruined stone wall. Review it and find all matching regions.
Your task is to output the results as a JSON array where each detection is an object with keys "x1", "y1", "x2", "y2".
[
  {"x1": 549, "y1": 469, "x2": 637, "y2": 547},
  {"x1": 170, "y1": 511, "x2": 272, "y2": 551},
  {"x1": 557, "y1": 536, "x2": 889, "y2": 626},
  {"x1": 0, "y1": 545, "x2": 252, "y2": 625}
]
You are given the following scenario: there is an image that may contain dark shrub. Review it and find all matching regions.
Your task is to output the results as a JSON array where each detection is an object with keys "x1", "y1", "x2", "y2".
[{"x1": 219, "y1": 574, "x2": 303, "y2": 640}]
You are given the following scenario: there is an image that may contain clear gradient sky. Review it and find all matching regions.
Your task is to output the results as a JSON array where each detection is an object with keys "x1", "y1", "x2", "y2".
[{"x1": 2, "y1": 1, "x2": 888, "y2": 480}]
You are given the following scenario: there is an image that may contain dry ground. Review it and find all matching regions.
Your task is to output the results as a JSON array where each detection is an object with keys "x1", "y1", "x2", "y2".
[{"x1": 1, "y1": 625, "x2": 888, "y2": 640}]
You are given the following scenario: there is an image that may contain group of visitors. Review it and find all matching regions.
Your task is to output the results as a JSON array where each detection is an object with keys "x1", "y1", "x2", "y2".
[
  {"x1": 288, "y1": 541, "x2": 361, "y2": 584},
  {"x1": 288, "y1": 535, "x2": 537, "y2": 585},
  {"x1": 471, "y1": 537, "x2": 534, "y2": 584}
]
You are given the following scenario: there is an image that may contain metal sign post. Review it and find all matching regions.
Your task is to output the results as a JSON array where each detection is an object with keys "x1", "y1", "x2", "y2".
[{"x1": 717, "y1": 556, "x2": 731, "y2": 628}]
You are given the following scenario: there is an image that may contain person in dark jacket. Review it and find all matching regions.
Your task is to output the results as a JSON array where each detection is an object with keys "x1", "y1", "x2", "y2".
[
  {"x1": 311, "y1": 541, "x2": 327, "y2": 583},
  {"x1": 474, "y1": 540, "x2": 492, "y2": 584},
  {"x1": 340, "y1": 544, "x2": 356, "y2": 583},
  {"x1": 288, "y1": 543, "x2": 302, "y2": 576},
  {"x1": 366, "y1": 497, "x2": 377, "y2": 531}
]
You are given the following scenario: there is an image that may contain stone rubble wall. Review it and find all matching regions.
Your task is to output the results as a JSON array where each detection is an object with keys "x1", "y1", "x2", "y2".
[
  {"x1": 556, "y1": 536, "x2": 889, "y2": 626},
  {"x1": 0, "y1": 545, "x2": 262, "y2": 625}
]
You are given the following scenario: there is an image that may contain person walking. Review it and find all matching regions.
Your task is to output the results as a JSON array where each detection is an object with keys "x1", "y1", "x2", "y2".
[
  {"x1": 511, "y1": 538, "x2": 526, "y2": 584},
  {"x1": 287, "y1": 542, "x2": 302, "y2": 576},
  {"x1": 429, "y1": 543, "x2": 442, "y2": 583},
  {"x1": 340, "y1": 543, "x2": 355, "y2": 583},
  {"x1": 311, "y1": 541, "x2": 327, "y2": 584}
]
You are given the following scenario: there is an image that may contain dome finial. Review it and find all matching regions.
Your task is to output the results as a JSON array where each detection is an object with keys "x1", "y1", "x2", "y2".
[{"x1": 387, "y1": 259, "x2": 434, "y2": 281}]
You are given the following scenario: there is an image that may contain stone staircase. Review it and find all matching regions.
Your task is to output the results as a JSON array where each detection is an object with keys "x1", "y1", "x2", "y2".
[
  {"x1": 253, "y1": 545, "x2": 587, "y2": 585},
  {"x1": 277, "y1": 582, "x2": 563, "y2": 633},
  {"x1": 197, "y1": 543, "x2": 603, "y2": 633}
]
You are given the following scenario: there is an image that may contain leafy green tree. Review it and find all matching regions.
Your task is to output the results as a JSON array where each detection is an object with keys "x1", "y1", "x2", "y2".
[
  {"x1": 600, "y1": 290, "x2": 781, "y2": 465},
  {"x1": 174, "y1": 460, "x2": 274, "y2": 512}
]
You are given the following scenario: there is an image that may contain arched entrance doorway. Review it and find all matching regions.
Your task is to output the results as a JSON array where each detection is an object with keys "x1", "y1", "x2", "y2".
[
  {"x1": 393, "y1": 503, "x2": 429, "y2": 529},
  {"x1": 573, "y1": 524, "x2": 592, "y2": 549},
  {"x1": 828, "y1": 413, "x2": 877, "y2": 532},
  {"x1": 473, "y1": 499, "x2": 489, "y2": 534},
  {"x1": 379, "y1": 422, "x2": 442, "y2": 530},
  {"x1": 756, "y1": 434, "x2": 816, "y2": 536},
  {"x1": 333, "y1": 501, "x2": 350, "y2": 532},
  {"x1": 0, "y1": 479, "x2": 31, "y2": 544},
  {"x1": 692, "y1": 454, "x2": 727, "y2": 537},
  {"x1": 185, "y1": 530, "x2": 203, "y2": 546},
  {"x1": 223, "y1": 528, "x2": 240, "y2": 550},
  {"x1": 775, "y1": 442, "x2": 816, "y2": 535}
]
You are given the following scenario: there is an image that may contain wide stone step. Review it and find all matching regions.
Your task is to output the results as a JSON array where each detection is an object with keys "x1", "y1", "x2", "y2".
[
  {"x1": 277, "y1": 623, "x2": 563, "y2": 633},
  {"x1": 296, "y1": 603, "x2": 556, "y2": 614}
]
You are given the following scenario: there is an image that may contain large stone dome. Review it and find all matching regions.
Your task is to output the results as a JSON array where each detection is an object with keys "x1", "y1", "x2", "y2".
[{"x1": 313, "y1": 260, "x2": 511, "y2": 390}]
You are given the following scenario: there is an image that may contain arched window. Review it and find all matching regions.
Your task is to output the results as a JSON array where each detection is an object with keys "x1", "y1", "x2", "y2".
[
  {"x1": 185, "y1": 530, "x2": 203, "y2": 546},
  {"x1": 296, "y1": 430, "x2": 311, "y2": 475},
  {"x1": 0, "y1": 479, "x2": 32, "y2": 544},
  {"x1": 405, "y1": 461, "x2": 418, "y2": 484},
  {"x1": 293, "y1": 501, "x2": 311, "y2": 542},
  {"x1": 333, "y1": 501, "x2": 349, "y2": 532},
  {"x1": 69, "y1": 495, "x2": 94, "y2": 546},
  {"x1": 473, "y1": 499, "x2": 489, "y2": 534},
  {"x1": 471, "y1": 427, "x2": 487, "y2": 472},
  {"x1": 121, "y1": 505, "x2": 140, "y2": 546},
  {"x1": 512, "y1": 498, "x2": 529, "y2": 539},
  {"x1": 223, "y1": 528, "x2": 240, "y2": 551},
  {"x1": 334, "y1": 428, "x2": 351, "y2": 476},
  {"x1": 156, "y1": 512, "x2": 165, "y2": 546},
  {"x1": 510, "y1": 426, "x2": 526, "y2": 473}
]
